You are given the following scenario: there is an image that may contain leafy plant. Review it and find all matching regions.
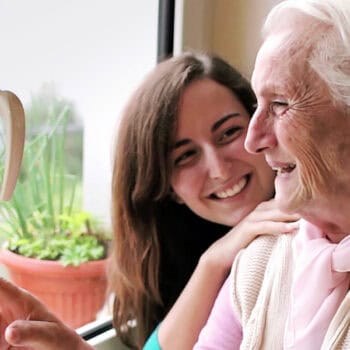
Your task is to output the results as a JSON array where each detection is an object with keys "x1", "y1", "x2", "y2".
[{"x1": 0, "y1": 103, "x2": 110, "y2": 266}]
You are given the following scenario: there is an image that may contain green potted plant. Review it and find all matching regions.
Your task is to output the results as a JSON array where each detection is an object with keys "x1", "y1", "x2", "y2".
[{"x1": 0, "y1": 102, "x2": 111, "y2": 329}]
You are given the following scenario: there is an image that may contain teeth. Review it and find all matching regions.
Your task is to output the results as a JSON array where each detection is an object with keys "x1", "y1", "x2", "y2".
[
  {"x1": 215, "y1": 177, "x2": 247, "y2": 199},
  {"x1": 272, "y1": 163, "x2": 296, "y2": 175}
]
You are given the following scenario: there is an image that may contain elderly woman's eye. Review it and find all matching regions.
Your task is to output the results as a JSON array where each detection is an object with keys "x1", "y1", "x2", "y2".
[{"x1": 270, "y1": 101, "x2": 289, "y2": 116}]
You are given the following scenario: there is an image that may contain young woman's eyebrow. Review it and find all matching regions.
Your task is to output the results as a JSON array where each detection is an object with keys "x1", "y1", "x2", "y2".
[
  {"x1": 211, "y1": 113, "x2": 240, "y2": 132},
  {"x1": 173, "y1": 113, "x2": 240, "y2": 149},
  {"x1": 173, "y1": 138, "x2": 191, "y2": 150}
]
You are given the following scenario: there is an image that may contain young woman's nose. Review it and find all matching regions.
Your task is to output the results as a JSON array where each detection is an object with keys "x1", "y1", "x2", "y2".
[
  {"x1": 206, "y1": 148, "x2": 231, "y2": 180},
  {"x1": 245, "y1": 109, "x2": 277, "y2": 154}
]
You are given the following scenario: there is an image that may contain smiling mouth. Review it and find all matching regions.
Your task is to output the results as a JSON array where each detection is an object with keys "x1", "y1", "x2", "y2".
[
  {"x1": 272, "y1": 163, "x2": 296, "y2": 175},
  {"x1": 211, "y1": 175, "x2": 250, "y2": 199}
]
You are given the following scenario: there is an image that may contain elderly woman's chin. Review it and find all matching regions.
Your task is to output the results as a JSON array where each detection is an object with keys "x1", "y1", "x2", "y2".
[{"x1": 273, "y1": 169, "x2": 303, "y2": 214}]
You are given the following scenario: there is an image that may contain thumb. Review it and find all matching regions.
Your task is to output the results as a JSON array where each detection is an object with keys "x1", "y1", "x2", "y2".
[{"x1": 5, "y1": 320, "x2": 89, "y2": 350}]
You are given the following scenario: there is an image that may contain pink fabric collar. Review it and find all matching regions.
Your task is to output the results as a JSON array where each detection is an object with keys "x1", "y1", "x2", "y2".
[{"x1": 284, "y1": 219, "x2": 350, "y2": 349}]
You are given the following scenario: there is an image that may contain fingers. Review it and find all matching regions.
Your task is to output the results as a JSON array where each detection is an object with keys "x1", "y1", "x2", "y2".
[
  {"x1": 0, "y1": 277, "x2": 40, "y2": 309},
  {"x1": 257, "y1": 199, "x2": 300, "y2": 218},
  {"x1": 225, "y1": 204, "x2": 300, "y2": 243},
  {"x1": 0, "y1": 277, "x2": 57, "y2": 321},
  {"x1": 0, "y1": 313, "x2": 10, "y2": 349},
  {"x1": 245, "y1": 199, "x2": 300, "y2": 223},
  {"x1": 0, "y1": 277, "x2": 25, "y2": 300},
  {"x1": 0, "y1": 278, "x2": 32, "y2": 321},
  {"x1": 0, "y1": 278, "x2": 88, "y2": 349},
  {"x1": 251, "y1": 220, "x2": 300, "y2": 236},
  {"x1": 5, "y1": 320, "x2": 86, "y2": 350}
]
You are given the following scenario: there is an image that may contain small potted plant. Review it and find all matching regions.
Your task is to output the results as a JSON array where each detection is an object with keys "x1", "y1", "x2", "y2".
[{"x1": 0, "y1": 100, "x2": 110, "y2": 329}]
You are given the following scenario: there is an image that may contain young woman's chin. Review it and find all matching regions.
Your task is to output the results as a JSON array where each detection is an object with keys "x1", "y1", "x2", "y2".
[{"x1": 197, "y1": 199, "x2": 261, "y2": 227}]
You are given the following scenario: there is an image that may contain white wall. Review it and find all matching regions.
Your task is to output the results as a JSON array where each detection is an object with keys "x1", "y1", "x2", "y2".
[{"x1": 0, "y1": 0, "x2": 158, "y2": 225}]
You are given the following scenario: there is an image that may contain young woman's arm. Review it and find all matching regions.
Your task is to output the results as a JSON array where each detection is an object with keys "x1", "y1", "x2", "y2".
[
  {"x1": 149, "y1": 199, "x2": 299, "y2": 350},
  {"x1": 193, "y1": 276, "x2": 242, "y2": 350}
]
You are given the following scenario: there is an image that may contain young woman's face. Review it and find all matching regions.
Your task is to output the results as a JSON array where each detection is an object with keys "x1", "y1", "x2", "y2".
[{"x1": 170, "y1": 78, "x2": 275, "y2": 226}]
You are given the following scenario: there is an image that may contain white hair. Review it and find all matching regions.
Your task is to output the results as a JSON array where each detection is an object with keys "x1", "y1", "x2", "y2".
[{"x1": 263, "y1": 0, "x2": 350, "y2": 109}]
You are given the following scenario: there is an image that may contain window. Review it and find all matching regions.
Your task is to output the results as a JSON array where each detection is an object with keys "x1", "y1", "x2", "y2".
[
  {"x1": 1, "y1": 0, "x2": 158, "y2": 222},
  {"x1": 0, "y1": 0, "x2": 158, "y2": 329}
]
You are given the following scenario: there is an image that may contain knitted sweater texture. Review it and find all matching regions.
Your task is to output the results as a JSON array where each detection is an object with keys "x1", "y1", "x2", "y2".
[{"x1": 230, "y1": 234, "x2": 350, "y2": 349}]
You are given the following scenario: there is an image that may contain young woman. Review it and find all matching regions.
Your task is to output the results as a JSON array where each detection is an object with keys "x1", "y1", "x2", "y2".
[{"x1": 0, "y1": 52, "x2": 298, "y2": 350}]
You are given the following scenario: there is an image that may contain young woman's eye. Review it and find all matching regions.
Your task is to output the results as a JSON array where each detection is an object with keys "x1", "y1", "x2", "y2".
[
  {"x1": 270, "y1": 101, "x2": 289, "y2": 116},
  {"x1": 217, "y1": 127, "x2": 243, "y2": 144},
  {"x1": 174, "y1": 149, "x2": 197, "y2": 167}
]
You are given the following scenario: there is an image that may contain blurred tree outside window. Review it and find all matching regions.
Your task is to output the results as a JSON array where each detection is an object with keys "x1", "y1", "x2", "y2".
[{"x1": 25, "y1": 83, "x2": 83, "y2": 181}]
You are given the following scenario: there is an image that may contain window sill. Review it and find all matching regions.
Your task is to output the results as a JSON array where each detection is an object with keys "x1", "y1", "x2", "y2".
[{"x1": 77, "y1": 316, "x2": 131, "y2": 350}]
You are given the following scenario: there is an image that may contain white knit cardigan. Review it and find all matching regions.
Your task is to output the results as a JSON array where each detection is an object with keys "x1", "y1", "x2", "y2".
[{"x1": 230, "y1": 234, "x2": 350, "y2": 349}]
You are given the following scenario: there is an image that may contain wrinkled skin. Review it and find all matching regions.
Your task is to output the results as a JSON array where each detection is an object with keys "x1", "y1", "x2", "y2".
[{"x1": 245, "y1": 14, "x2": 350, "y2": 239}]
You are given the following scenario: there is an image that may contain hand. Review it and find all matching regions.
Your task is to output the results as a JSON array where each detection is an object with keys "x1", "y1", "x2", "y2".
[
  {"x1": 0, "y1": 278, "x2": 93, "y2": 350},
  {"x1": 202, "y1": 198, "x2": 300, "y2": 272}
]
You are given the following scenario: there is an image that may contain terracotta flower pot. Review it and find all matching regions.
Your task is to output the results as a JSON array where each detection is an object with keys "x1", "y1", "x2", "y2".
[{"x1": 0, "y1": 249, "x2": 108, "y2": 328}]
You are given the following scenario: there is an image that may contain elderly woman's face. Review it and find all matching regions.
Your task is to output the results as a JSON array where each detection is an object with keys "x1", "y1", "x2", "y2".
[{"x1": 245, "y1": 32, "x2": 350, "y2": 231}]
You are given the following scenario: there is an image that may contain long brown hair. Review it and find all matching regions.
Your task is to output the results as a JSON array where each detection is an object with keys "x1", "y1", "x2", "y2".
[{"x1": 108, "y1": 52, "x2": 257, "y2": 349}]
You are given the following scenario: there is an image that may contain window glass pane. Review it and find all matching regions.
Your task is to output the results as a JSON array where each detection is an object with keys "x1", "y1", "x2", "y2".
[
  {"x1": 0, "y1": 0, "x2": 158, "y2": 220},
  {"x1": 0, "y1": 0, "x2": 158, "y2": 328}
]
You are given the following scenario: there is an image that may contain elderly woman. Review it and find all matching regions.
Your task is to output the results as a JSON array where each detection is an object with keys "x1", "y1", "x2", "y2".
[{"x1": 194, "y1": 0, "x2": 350, "y2": 349}]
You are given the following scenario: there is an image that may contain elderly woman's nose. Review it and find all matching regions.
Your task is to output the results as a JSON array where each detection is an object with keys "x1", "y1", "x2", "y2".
[
  {"x1": 206, "y1": 149, "x2": 231, "y2": 180},
  {"x1": 245, "y1": 110, "x2": 276, "y2": 154}
]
